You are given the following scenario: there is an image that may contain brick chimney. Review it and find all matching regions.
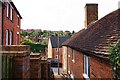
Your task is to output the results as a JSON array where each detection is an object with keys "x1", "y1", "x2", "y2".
[{"x1": 84, "y1": 4, "x2": 98, "y2": 28}]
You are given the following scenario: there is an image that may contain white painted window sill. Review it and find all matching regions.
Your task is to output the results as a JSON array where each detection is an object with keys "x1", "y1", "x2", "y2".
[
  {"x1": 68, "y1": 55, "x2": 70, "y2": 57},
  {"x1": 72, "y1": 59, "x2": 75, "y2": 63},
  {"x1": 83, "y1": 74, "x2": 90, "y2": 80}
]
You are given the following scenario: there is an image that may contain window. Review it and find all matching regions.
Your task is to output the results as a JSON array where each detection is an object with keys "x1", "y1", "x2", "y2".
[
  {"x1": 6, "y1": 30, "x2": 9, "y2": 45},
  {"x1": 7, "y1": 2, "x2": 13, "y2": 20},
  {"x1": 72, "y1": 49, "x2": 75, "y2": 63},
  {"x1": 68, "y1": 64, "x2": 70, "y2": 74},
  {"x1": 83, "y1": 55, "x2": 90, "y2": 79},
  {"x1": 10, "y1": 31, "x2": 13, "y2": 45},
  {"x1": 10, "y1": 6, "x2": 13, "y2": 20},
  {"x1": 17, "y1": 15, "x2": 20, "y2": 27},
  {"x1": 7, "y1": 3, "x2": 10, "y2": 17},
  {"x1": 68, "y1": 48, "x2": 70, "y2": 57},
  {"x1": 56, "y1": 48, "x2": 58, "y2": 52},
  {"x1": 55, "y1": 54, "x2": 60, "y2": 59},
  {"x1": 16, "y1": 32, "x2": 19, "y2": 45},
  {"x1": 70, "y1": 73, "x2": 74, "y2": 80}
]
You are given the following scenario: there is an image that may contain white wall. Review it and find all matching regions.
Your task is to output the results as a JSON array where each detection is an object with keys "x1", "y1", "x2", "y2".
[
  {"x1": 47, "y1": 38, "x2": 52, "y2": 58},
  {"x1": 62, "y1": 46, "x2": 68, "y2": 74}
]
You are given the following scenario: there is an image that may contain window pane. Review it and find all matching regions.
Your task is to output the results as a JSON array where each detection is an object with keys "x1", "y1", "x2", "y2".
[
  {"x1": 10, "y1": 31, "x2": 12, "y2": 45},
  {"x1": 7, "y1": 3, "x2": 9, "y2": 17},
  {"x1": 84, "y1": 55, "x2": 89, "y2": 75},
  {"x1": 6, "y1": 30, "x2": 9, "y2": 45},
  {"x1": 10, "y1": 7, "x2": 13, "y2": 20}
]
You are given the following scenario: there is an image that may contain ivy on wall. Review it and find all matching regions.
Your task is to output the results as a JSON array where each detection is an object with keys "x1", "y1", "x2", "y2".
[
  {"x1": 109, "y1": 40, "x2": 120, "y2": 79},
  {"x1": 21, "y1": 39, "x2": 47, "y2": 53}
]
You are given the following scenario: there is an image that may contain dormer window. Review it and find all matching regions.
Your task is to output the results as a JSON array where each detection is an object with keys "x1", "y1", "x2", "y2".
[{"x1": 7, "y1": 2, "x2": 13, "y2": 21}]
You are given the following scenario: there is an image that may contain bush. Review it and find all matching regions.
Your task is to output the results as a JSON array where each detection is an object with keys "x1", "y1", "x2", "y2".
[
  {"x1": 109, "y1": 40, "x2": 120, "y2": 79},
  {"x1": 21, "y1": 39, "x2": 47, "y2": 53}
]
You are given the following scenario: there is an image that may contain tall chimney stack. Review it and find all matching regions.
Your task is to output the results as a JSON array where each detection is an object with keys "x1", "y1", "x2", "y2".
[{"x1": 84, "y1": 4, "x2": 98, "y2": 28}]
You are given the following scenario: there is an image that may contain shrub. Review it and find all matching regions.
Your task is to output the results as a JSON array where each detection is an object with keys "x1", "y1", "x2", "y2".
[{"x1": 109, "y1": 40, "x2": 120, "y2": 79}]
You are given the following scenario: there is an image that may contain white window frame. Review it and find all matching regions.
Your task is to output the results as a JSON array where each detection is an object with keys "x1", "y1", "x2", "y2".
[
  {"x1": 55, "y1": 54, "x2": 60, "y2": 59},
  {"x1": 16, "y1": 32, "x2": 19, "y2": 45},
  {"x1": 70, "y1": 73, "x2": 74, "y2": 80},
  {"x1": 56, "y1": 48, "x2": 58, "y2": 52},
  {"x1": 6, "y1": 30, "x2": 9, "y2": 45},
  {"x1": 72, "y1": 50, "x2": 75, "y2": 63},
  {"x1": 6, "y1": 2, "x2": 9, "y2": 17},
  {"x1": 83, "y1": 55, "x2": 90, "y2": 80},
  {"x1": 10, "y1": 6, "x2": 13, "y2": 20},
  {"x1": 10, "y1": 31, "x2": 13, "y2": 45},
  {"x1": 6, "y1": 2, "x2": 13, "y2": 20},
  {"x1": 17, "y1": 15, "x2": 20, "y2": 27}
]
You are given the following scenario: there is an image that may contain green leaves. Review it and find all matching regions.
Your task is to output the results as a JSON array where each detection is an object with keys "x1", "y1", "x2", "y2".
[
  {"x1": 109, "y1": 40, "x2": 120, "y2": 79},
  {"x1": 21, "y1": 39, "x2": 47, "y2": 53}
]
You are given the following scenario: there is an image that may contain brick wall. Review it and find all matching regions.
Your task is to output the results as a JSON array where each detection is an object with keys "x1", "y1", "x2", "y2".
[
  {"x1": 1, "y1": 45, "x2": 30, "y2": 79},
  {"x1": 52, "y1": 48, "x2": 62, "y2": 63},
  {"x1": 84, "y1": 4, "x2": 98, "y2": 28},
  {"x1": 0, "y1": 2, "x2": 2, "y2": 45},
  {"x1": 3, "y1": 2, "x2": 21, "y2": 45},
  {"x1": 30, "y1": 53, "x2": 41, "y2": 79},
  {"x1": 63, "y1": 47, "x2": 114, "y2": 79},
  {"x1": 68, "y1": 47, "x2": 84, "y2": 79},
  {"x1": 0, "y1": 2, "x2": 2, "y2": 79},
  {"x1": 90, "y1": 55, "x2": 114, "y2": 78},
  {"x1": 41, "y1": 56, "x2": 51, "y2": 80}
]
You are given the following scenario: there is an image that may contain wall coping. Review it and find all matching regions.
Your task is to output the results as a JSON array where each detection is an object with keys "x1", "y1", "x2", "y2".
[{"x1": 0, "y1": 51, "x2": 30, "y2": 57}]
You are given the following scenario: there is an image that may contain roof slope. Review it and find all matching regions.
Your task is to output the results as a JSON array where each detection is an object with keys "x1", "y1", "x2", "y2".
[
  {"x1": 63, "y1": 9, "x2": 120, "y2": 56},
  {"x1": 50, "y1": 36, "x2": 70, "y2": 48}
]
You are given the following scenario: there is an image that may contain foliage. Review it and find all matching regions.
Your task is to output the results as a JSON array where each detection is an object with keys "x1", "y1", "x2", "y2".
[
  {"x1": 109, "y1": 40, "x2": 120, "y2": 79},
  {"x1": 21, "y1": 39, "x2": 33, "y2": 45},
  {"x1": 21, "y1": 39, "x2": 47, "y2": 53}
]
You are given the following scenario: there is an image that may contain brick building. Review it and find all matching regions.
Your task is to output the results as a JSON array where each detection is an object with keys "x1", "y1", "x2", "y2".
[
  {"x1": 62, "y1": 4, "x2": 120, "y2": 79},
  {"x1": 0, "y1": 0, "x2": 22, "y2": 45},
  {"x1": 47, "y1": 36, "x2": 70, "y2": 62}
]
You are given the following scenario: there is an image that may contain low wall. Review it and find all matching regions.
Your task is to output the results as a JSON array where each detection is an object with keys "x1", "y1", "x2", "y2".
[
  {"x1": 30, "y1": 53, "x2": 41, "y2": 79},
  {"x1": 0, "y1": 45, "x2": 30, "y2": 79}
]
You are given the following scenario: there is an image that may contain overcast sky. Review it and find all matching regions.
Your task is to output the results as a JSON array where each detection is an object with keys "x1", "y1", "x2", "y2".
[{"x1": 12, "y1": 0, "x2": 120, "y2": 32}]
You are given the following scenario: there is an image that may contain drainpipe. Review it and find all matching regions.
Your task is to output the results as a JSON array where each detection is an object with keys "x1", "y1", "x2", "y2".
[{"x1": 2, "y1": 2, "x2": 4, "y2": 45}]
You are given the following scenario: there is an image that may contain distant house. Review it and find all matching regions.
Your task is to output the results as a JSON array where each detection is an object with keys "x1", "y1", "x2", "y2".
[
  {"x1": 62, "y1": 4, "x2": 120, "y2": 79},
  {"x1": 0, "y1": 0, "x2": 22, "y2": 45},
  {"x1": 47, "y1": 36, "x2": 70, "y2": 62}
]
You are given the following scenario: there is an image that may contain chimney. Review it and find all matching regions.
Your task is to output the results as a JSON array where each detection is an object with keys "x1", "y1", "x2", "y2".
[{"x1": 84, "y1": 3, "x2": 98, "y2": 28}]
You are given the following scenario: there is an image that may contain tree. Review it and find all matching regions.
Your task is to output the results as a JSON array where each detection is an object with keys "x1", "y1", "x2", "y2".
[
  {"x1": 109, "y1": 40, "x2": 120, "y2": 79},
  {"x1": 21, "y1": 39, "x2": 33, "y2": 45},
  {"x1": 72, "y1": 30, "x2": 75, "y2": 35},
  {"x1": 21, "y1": 39, "x2": 47, "y2": 53}
]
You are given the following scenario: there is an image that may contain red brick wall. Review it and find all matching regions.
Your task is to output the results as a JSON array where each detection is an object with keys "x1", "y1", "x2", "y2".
[
  {"x1": 84, "y1": 4, "x2": 98, "y2": 28},
  {"x1": 41, "y1": 58, "x2": 50, "y2": 80},
  {"x1": 52, "y1": 48, "x2": 62, "y2": 62},
  {"x1": 90, "y1": 55, "x2": 114, "y2": 78},
  {"x1": 68, "y1": 48, "x2": 84, "y2": 79},
  {"x1": 12, "y1": 54, "x2": 30, "y2": 79},
  {"x1": 65, "y1": 47, "x2": 114, "y2": 79},
  {"x1": 3, "y1": 2, "x2": 21, "y2": 45},
  {"x1": 30, "y1": 53, "x2": 41, "y2": 79},
  {"x1": 1, "y1": 45, "x2": 30, "y2": 79},
  {"x1": 0, "y1": 3, "x2": 2, "y2": 45}
]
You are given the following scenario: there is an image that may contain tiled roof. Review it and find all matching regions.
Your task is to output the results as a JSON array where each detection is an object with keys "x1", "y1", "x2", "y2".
[
  {"x1": 50, "y1": 36, "x2": 70, "y2": 48},
  {"x1": 62, "y1": 9, "x2": 120, "y2": 56}
]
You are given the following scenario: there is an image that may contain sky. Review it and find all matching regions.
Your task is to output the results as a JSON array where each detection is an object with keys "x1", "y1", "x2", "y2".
[{"x1": 12, "y1": 0, "x2": 120, "y2": 32}]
